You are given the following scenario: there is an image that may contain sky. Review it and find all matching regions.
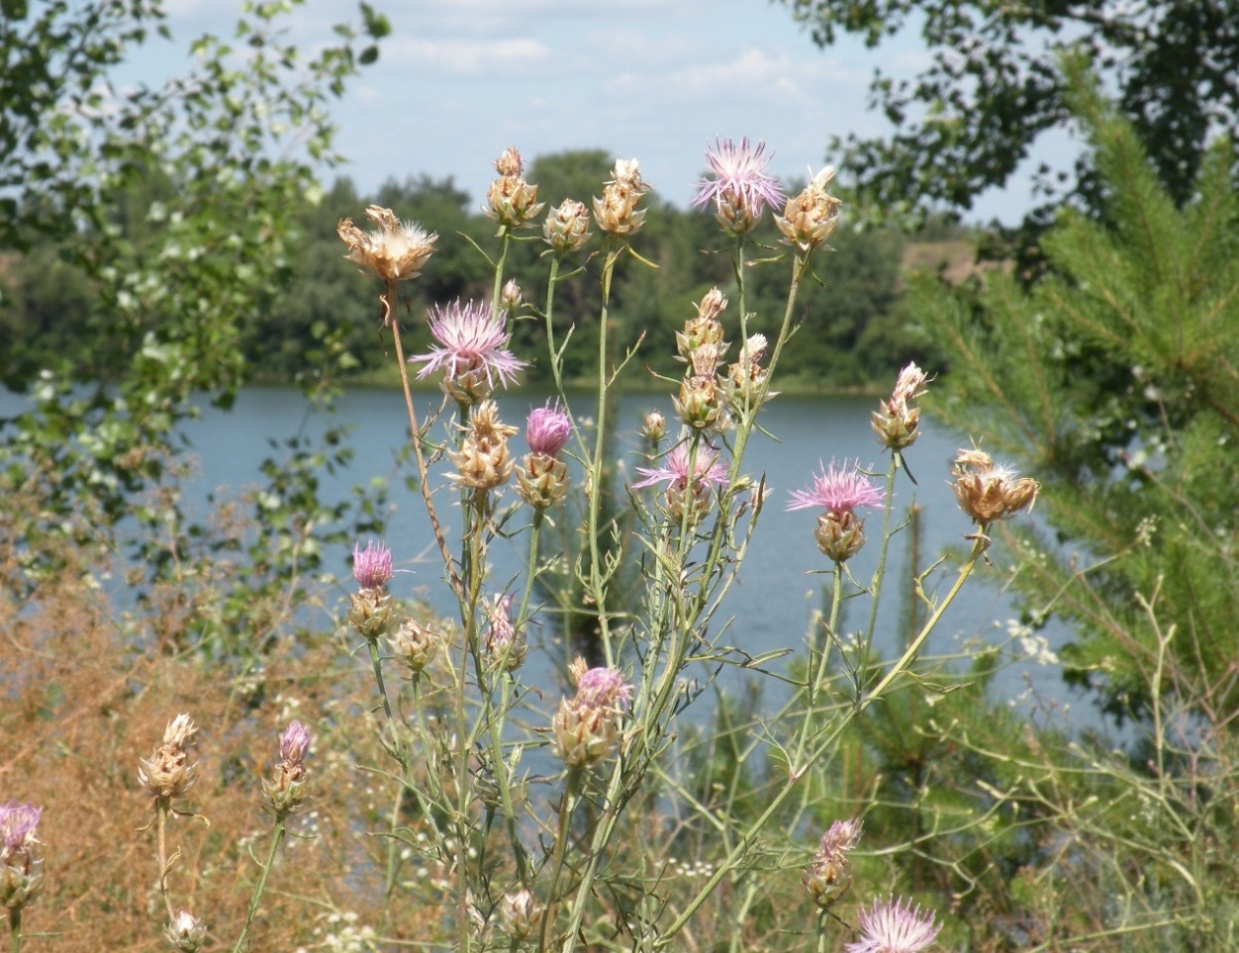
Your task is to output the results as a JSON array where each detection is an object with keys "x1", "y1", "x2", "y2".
[{"x1": 133, "y1": 0, "x2": 1054, "y2": 222}]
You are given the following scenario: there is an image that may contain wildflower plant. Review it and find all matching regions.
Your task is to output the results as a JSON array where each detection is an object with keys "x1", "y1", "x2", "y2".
[{"x1": 308, "y1": 139, "x2": 1046, "y2": 953}]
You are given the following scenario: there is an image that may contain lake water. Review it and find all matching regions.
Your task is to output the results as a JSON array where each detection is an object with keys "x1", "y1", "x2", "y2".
[{"x1": 172, "y1": 386, "x2": 1070, "y2": 711}]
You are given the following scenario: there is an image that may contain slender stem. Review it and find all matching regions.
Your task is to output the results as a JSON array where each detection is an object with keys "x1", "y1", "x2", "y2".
[
  {"x1": 156, "y1": 802, "x2": 175, "y2": 921},
  {"x1": 859, "y1": 455, "x2": 902, "y2": 677},
  {"x1": 9, "y1": 908, "x2": 20, "y2": 953},
  {"x1": 231, "y1": 818, "x2": 287, "y2": 953},
  {"x1": 366, "y1": 638, "x2": 394, "y2": 725},
  {"x1": 539, "y1": 769, "x2": 581, "y2": 951}
]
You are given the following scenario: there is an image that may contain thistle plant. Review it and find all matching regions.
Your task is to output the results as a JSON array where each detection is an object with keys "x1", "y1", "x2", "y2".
[{"x1": 319, "y1": 140, "x2": 1044, "y2": 951}]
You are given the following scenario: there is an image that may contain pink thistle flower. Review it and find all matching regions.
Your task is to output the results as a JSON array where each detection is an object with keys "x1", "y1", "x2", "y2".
[
  {"x1": 633, "y1": 442, "x2": 729, "y2": 492},
  {"x1": 279, "y1": 721, "x2": 311, "y2": 767},
  {"x1": 0, "y1": 802, "x2": 41, "y2": 860},
  {"x1": 576, "y1": 665, "x2": 633, "y2": 713},
  {"x1": 692, "y1": 137, "x2": 785, "y2": 231},
  {"x1": 352, "y1": 540, "x2": 393, "y2": 590},
  {"x1": 409, "y1": 299, "x2": 527, "y2": 393},
  {"x1": 526, "y1": 402, "x2": 572, "y2": 456},
  {"x1": 787, "y1": 459, "x2": 885, "y2": 514},
  {"x1": 845, "y1": 896, "x2": 941, "y2": 953}
]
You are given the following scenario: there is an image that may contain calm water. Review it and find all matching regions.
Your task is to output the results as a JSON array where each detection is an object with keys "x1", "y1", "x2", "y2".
[{"x1": 0, "y1": 384, "x2": 1073, "y2": 713}]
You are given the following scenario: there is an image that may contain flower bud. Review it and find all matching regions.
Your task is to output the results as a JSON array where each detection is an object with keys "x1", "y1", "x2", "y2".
[
  {"x1": 641, "y1": 410, "x2": 667, "y2": 445},
  {"x1": 164, "y1": 910, "x2": 208, "y2": 953},
  {"x1": 674, "y1": 375, "x2": 726, "y2": 431},
  {"x1": 551, "y1": 659, "x2": 633, "y2": 768},
  {"x1": 263, "y1": 721, "x2": 311, "y2": 818},
  {"x1": 873, "y1": 363, "x2": 930, "y2": 450},
  {"x1": 391, "y1": 617, "x2": 439, "y2": 676},
  {"x1": 813, "y1": 510, "x2": 868, "y2": 563},
  {"x1": 449, "y1": 401, "x2": 518, "y2": 491},
  {"x1": 500, "y1": 279, "x2": 523, "y2": 317},
  {"x1": 498, "y1": 888, "x2": 541, "y2": 940},
  {"x1": 516, "y1": 452, "x2": 570, "y2": 509},
  {"x1": 485, "y1": 147, "x2": 545, "y2": 229},
  {"x1": 543, "y1": 199, "x2": 592, "y2": 254},
  {"x1": 592, "y1": 158, "x2": 651, "y2": 237},
  {"x1": 0, "y1": 802, "x2": 44, "y2": 913},
  {"x1": 802, "y1": 819, "x2": 862, "y2": 909}
]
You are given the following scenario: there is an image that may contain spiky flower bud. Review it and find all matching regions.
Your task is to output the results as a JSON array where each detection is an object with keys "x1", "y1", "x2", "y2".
[
  {"x1": 497, "y1": 888, "x2": 541, "y2": 940},
  {"x1": 775, "y1": 166, "x2": 842, "y2": 252},
  {"x1": 676, "y1": 289, "x2": 728, "y2": 360},
  {"x1": 391, "y1": 617, "x2": 439, "y2": 676},
  {"x1": 138, "y1": 714, "x2": 199, "y2": 801},
  {"x1": 641, "y1": 410, "x2": 666, "y2": 445},
  {"x1": 950, "y1": 449, "x2": 1040, "y2": 528},
  {"x1": 873, "y1": 362, "x2": 930, "y2": 450},
  {"x1": 551, "y1": 658, "x2": 633, "y2": 767},
  {"x1": 802, "y1": 819, "x2": 863, "y2": 909},
  {"x1": 726, "y1": 333, "x2": 770, "y2": 407},
  {"x1": 263, "y1": 721, "x2": 311, "y2": 818},
  {"x1": 500, "y1": 279, "x2": 523, "y2": 317},
  {"x1": 485, "y1": 146, "x2": 545, "y2": 229},
  {"x1": 516, "y1": 452, "x2": 570, "y2": 509},
  {"x1": 0, "y1": 802, "x2": 43, "y2": 913},
  {"x1": 164, "y1": 910, "x2": 207, "y2": 953},
  {"x1": 674, "y1": 375, "x2": 726, "y2": 432},
  {"x1": 337, "y1": 205, "x2": 437, "y2": 283},
  {"x1": 543, "y1": 199, "x2": 592, "y2": 254},
  {"x1": 449, "y1": 401, "x2": 519, "y2": 491},
  {"x1": 483, "y1": 594, "x2": 526, "y2": 672},
  {"x1": 592, "y1": 158, "x2": 651, "y2": 237}
]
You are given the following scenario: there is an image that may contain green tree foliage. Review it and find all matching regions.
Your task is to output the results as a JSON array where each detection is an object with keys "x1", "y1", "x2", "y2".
[
  {"x1": 919, "y1": 69, "x2": 1239, "y2": 717},
  {"x1": 777, "y1": 0, "x2": 1239, "y2": 220}
]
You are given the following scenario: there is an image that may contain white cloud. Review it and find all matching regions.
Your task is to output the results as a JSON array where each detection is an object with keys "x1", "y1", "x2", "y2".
[{"x1": 383, "y1": 37, "x2": 551, "y2": 76}]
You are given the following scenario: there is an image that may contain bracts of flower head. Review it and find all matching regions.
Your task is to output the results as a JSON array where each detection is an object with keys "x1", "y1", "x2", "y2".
[
  {"x1": 844, "y1": 896, "x2": 942, "y2": 953},
  {"x1": 449, "y1": 401, "x2": 519, "y2": 493},
  {"x1": 641, "y1": 410, "x2": 667, "y2": 450},
  {"x1": 483, "y1": 594, "x2": 526, "y2": 672},
  {"x1": 485, "y1": 146, "x2": 545, "y2": 230},
  {"x1": 633, "y1": 441, "x2": 730, "y2": 525},
  {"x1": 802, "y1": 818, "x2": 863, "y2": 908},
  {"x1": 949, "y1": 448, "x2": 1039, "y2": 534},
  {"x1": 775, "y1": 166, "x2": 843, "y2": 253},
  {"x1": 593, "y1": 158, "x2": 652, "y2": 237},
  {"x1": 497, "y1": 887, "x2": 542, "y2": 941},
  {"x1": 873, "y1": 363, "x2": 930, "y2": 451},
  {"x1": 138, "y1": 713, "x2": 200, "y2": 803},
  {"x1": 543, "y1": 199, "x2": 592, "y2": 256},
  {"x1": 391, "y1": 616, "x2": 439, "y2": 677},
  {"x1": 726, "y1": 333, "x2": 772, "y2": 410},
  {"x1": 516, "y1": 401, "x2": 572, "y2": 509},
  {"x1": 0, "y1": 802, "x2": 44, "y2": 913},
  {"x1": 348, "y1": 540, "x2": 395, "y2": 641},
  {"x1": 337, "y1": 205, "x2": 437, "y2": 325},
  {"x1": 673, "y1": 289, "x2": 731, "y2": 432},
  {"x1": 787, "y1": 460, "x2": 886, "y2": 563},
  {"x1": 263, "y1": 721, "x2": 311, "y2": 819},
  {"x1": 409, "y1": 299, "x2": 527, "y2": 406},
  {"x1": 551, "y1": 658, "x2": 634, "y2": 768},
  {"x1": 692, "y1": 137, "x2": 785, "y2": 236},
  {"x1": 164, "y1": 909, "x2": 208, "y2": 953}
]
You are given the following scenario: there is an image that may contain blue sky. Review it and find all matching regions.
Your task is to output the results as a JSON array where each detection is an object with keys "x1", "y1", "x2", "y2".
[{"x1": 139, "y1": 0, "x2": 1058, "y2": 222}]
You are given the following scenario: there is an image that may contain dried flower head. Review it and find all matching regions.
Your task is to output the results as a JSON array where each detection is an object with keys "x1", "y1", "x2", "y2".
[
  {"x1": 544, "y1": 199, "x2": 593, "y2": 254},
  {"x1": 337, "y1": 205, "x2": 437, "y2": 283},
  {"x1": 775, "y1": 166, "x2": 843, "y2": 252},
  {"x1": 873, "y1": 363, "x2": 930, "y2": 450},
  {"x1": 0, "y1": 801, "x2": 43, "y2": 912},
  {"x1": 449, "y1": 400, "x2": 519, "y2": 491},
  {"x1": 802, "y1": 819, "x2": 863, "y2": 908},
  {"x1": 165, "y1": 910, "x2": 208, "y2": 953},
  {"x1": 410, "y1": 300, "x2": 527, "y2": 405},
  {"x1": 727, "y1": 333, "x2": 770, "y2": 407},
  {"x1": 593, "y1": 158, "x2": 651, "y2": 236},
  {"x1": 949, "y1": 448, "x2": 1040, "y2": 528},
  {"x1": 551, "y1": 658, "x2": 633, "y2": 767},
  {"x1": 485, "y1": 146, "x2": 545, "y2": 228},
  {"x1": 264, "y1": 721, "x2": 311, "y2": 818},
  {"x1": 138, "y1": 713, "x2": 199, "y2": 801},
  {"x1": 845, "y1": 896, "x2": 941, "y2": 953},
  {"x1": 692, "y1": 137, "x2": 785, "y2": 235},
  {"x1": 788, "y1": 460, "x2": 885, "y2": 562}
]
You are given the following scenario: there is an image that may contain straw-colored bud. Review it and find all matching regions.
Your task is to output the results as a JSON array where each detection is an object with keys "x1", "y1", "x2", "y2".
[
  {"x1": 641, "y1": 410, "x2": 667, "y2": 444},
  {"x1": 348, "y1": 588, "x2": 395, "y2": 641},
  {"x1": 494, "y1": 145, "x2": 524, "y2": 178},
  {"x1": 449, "y1": 401, "x2": 518, "y2": 491},
  {"x1": 543, "y1": 199, "x2": 593, "y2": 254},
  {"x1": 485, "y1": 147, "x2": 544, "y2": 228},
  {"x1": 813, "y1": 509, "x2": 867, "y2": 563},
  {"x1": 592, "y1": 159, "x2": 651, "y2": 237},
  {"x1": 138, "y1": 714, "x2": 199, "y2": 801},
  {"x1": 674, "y1": 375, "x2": 726, "y2": 431},
  {"x1": 516, "y1": 452, "x2": 570, "y2": 509},
  {"x1": 165, "y1": 910, "x2": 207, "y2": 953},
  {"x1": 498, "y1": 889, "x2": 541, "y2": 940},
  {"x1": 873, "y1": 362, "x2": 930, "y2": 449},
  {"x1": 500, "y1": 279, "x2": 523, "y2": 316},
  {"x1": 949, "y1": 449, "x2": 1040, "y2": 527},
  {"x1": 665, "y1": 479, "x2": 714, "y2": 525},
  {"x1": 391, "y1": 617, "x2": 439, "y2": 675},
  {"x1": 337, "y1": 205, "x2": 437, "y2": 283},
  {"x1": 775, "y1": 167, "x2": 842, "y2": 252}
]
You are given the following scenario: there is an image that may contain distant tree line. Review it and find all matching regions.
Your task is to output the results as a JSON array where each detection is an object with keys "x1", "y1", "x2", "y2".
[{"x1": 1, "y1": 149, "x2": 959, "y2": 393}]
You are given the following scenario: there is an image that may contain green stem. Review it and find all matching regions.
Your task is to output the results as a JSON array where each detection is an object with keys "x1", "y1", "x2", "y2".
[
  {"x1": 9, "y1": 908, "x2": 20, "y2": 953},
  {"x1": 858, "y1": 455, "x2": 902, "y2": 680},
  {"x1": 231, "y1": 817, "x2": 287, "y2": 953},
  {"x1": 539, "y1": 769, "x2": 581, "y2": 950}
]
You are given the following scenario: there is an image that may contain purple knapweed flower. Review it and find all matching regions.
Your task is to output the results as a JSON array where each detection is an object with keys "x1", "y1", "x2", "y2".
[
  {"x1": 0, "y1": 802, "x2": 41, "y2": 862},
  {"x1": 633, "y1": 442, "x2": 729, "y2": 493},
  {"x1": 845, "y1": 896, "x2": 941, "y2": 953},
  {"x1": 352, "y1": 540, "x2": 393, "y2": 590},
  {"x1": 409, "y1": 299, "x2": 527, "y2": 395},
  {"x1": 526, "y1": 402, "x2": 572, "y2": 456},
  {"x1": 803, "y1": 818, "x2": 864, "y2": 908},
  {"x1": 279, "y1": 721, "x2": 311, "y2": 767},
  {"x1": 575, "y1": 665, "x2": 634, "y2": 713},
  {"x1": 787, "y1": 459, "x2": 885, "y2": 514},
  {"x1": 692, "y1": 137, "x2": 785, "y2": 233}
]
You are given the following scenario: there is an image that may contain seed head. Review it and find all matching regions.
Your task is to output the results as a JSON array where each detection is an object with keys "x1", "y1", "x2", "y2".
[
  {"x1": 338, "y1": 205, "x2": 437, "y2": 283},
  {"x1": 775, "y1": 166, "x2": 843, "y2": 252},
  {"x1": 949, "y1": 448, "x2": 1040, "y2": 528},
  {"x1": 138, "y1": 714, "x2": 199, "y2": 801}
]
